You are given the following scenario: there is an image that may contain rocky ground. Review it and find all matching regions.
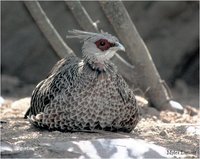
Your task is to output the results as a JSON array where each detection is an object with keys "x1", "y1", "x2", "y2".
[
  {"x1": 0, "y1": 95, "x2": 199, "y2": 158},
  {"x1": 0, "y1": 74, "x2": 199, "y2": 158}
]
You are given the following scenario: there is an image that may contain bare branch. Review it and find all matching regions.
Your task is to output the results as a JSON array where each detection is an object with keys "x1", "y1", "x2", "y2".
[
  {"x1": 100, "y1": 1, "x2": 177, "y2": 110},
  {"x1": 24, "y1": 1, "x2": 74, "y2": 58},
  {"x1": 65, "y1": 1, "x2": 99, "y2": 32}
]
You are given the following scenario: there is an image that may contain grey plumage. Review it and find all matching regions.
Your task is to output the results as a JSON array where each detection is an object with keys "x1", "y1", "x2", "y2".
[{"x1": 25, "y1": 30, "x2": 139, "y2": 132}]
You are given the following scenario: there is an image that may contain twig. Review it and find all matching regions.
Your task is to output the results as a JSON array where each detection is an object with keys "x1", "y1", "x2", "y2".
[
  {"x1": 24, "y1": 1, "x2": 74, "y2": 58},
  {"x1": 100, "y1": 1, "x2": 178, "y2": 110},
  {"x1": 65, "y1": 1, "x2": 99, "y2": 32}
]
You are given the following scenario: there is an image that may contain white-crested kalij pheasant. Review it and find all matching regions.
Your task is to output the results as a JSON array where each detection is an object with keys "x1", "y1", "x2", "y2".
[{"x1": 25, "y1": 30, "x2": 139, "y2": 132}]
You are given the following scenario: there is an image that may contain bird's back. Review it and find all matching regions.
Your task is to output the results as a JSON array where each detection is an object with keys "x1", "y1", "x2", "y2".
[
  {"x1": 25, "y1": 55, "x2": 80, "y2": 117},
  {"x1": 25, "y1": 55, "x2": 139, "y2": 132}
]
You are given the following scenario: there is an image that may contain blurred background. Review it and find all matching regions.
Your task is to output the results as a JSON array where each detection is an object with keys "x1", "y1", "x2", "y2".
[{"x1": 1, "y1": 1, "x2": 199, "y2": 107}]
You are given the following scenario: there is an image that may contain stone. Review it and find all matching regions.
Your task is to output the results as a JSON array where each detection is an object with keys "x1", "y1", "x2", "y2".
[
  {"x1": 186, "y1": 126, "x2": 200, "y2": 136},
  {"x1": 0, "y1": 96, "x2": 5, "y2": 106},
  {"x1": 0, "y1": 141, "x2": 36, "y2": 158},
  {"x1": 11, "y1": 97, "x2": 31, "y2": 112},
  {"x1": 40, "y1": 138, "x2": 172, "y2": 158},
  {"x1": 159, "y1": 130, "x2": 168, "y2": 137}
]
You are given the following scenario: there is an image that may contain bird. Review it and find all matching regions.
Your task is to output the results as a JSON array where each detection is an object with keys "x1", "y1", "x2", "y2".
[{"x1": 24, "y1": 30, "x2": 139, "y2": 133}]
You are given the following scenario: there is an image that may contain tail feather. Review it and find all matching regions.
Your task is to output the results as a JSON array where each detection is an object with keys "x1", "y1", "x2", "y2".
[{"x1": 24, "y1": 107, "x2": 30, "y2": 119}]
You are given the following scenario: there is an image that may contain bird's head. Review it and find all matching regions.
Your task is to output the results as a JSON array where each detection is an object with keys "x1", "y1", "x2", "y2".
[{"x1": 67, "y1": 30, "x2": 125, "y2": 70}]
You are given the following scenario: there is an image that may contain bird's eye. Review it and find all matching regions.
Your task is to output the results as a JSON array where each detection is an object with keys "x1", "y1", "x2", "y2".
[
  {"x1": 100, "y1": 41, "x2": 105, "y2": 46},
  {"x1": 95, "y1": 39, "x2": 114, "y2": 51}
]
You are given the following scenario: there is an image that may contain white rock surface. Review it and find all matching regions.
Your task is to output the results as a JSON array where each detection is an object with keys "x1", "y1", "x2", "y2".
[
  {"x1": 11, "y1": 97, "x2": 31, "y2": 112},
  {"x1": 186, "y1": 125, "x2": 200, "y2": 136},
  {"x1": 0, "y1": 96, "x2": 5, "y2": 106},
  {"x1": 40, "y1": 138, "x2": 181, "y2": 158}
]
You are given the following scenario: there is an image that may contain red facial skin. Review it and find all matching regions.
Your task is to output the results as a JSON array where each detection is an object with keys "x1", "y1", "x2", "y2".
[{"x1": 95, "y1": 39, "x2": 115, "y2": 51}]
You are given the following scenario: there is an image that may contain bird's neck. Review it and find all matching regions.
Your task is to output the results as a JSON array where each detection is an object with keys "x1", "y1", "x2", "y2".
[
  {"x1": 88, "y1": 60, "x2": 106, "y2": 71},
  {"x1": 83, "y1": 59, "x2": 117, "y2": 74}
]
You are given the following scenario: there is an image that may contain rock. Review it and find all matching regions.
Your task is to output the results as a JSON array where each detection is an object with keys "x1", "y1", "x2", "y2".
[
  {"x1": 40, "y1": 138, "x2": 172, "y2": 158},
  {"x1": 0, "y1": 96, "x2": 5, "y2": 106},
  {"x1": 176, "y1": 126, "x2": 187, "y2": 134},
  {"x1": 0, "y1": 141, "x2": 35, "y2": 158},
  {"x1": 0, "y1": 141, "x2": 15, "y2": 153},
  {"x1": 0, "y1": 120, "x2": 7, "y2": 124},
  {"x1": 186, "y1": 126, "x2": 200, "y2": 136},
  {"x1": 185, "y1": 105, "x2": 198, "y2": 116},
  {"x1": 135, "y1": 95, "x2": 148, "y2": 108},
  {"x1": 162, "y1": 119, "x2": 170, "y2": 123},
  {"x1": 169, "y1": 100, "x2": 184, "y2": 114},
  {"x1": 11, "y1": 97, "x2": 31, "y2": 113},
  {"x1": 159, "y1": 130, "x2": 168, "y2": 137}
]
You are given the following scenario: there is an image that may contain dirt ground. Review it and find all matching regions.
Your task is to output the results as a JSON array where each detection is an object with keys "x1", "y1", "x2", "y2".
[
  {"x1": 1, "y1": 95, "x2": 199, "y2": 158},
  {"x1": 1, "y1": 74, "x2": 199, "y2": 158}
]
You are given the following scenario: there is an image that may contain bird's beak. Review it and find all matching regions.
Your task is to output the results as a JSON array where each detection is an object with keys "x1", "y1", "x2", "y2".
[{"x1": 115, "y1": 42, "x2": 125, "y2": 52}]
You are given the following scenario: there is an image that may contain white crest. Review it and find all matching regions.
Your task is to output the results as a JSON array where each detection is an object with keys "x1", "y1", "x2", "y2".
[
  {"x1": 66, "y1": 29, "x2": 98, "y2": 40},
  {"x1": 66, "y1": 29, "x2": 112, "y2": 41}
]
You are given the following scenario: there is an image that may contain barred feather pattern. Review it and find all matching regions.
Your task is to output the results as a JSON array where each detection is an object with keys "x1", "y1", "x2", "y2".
[{"x1": 25, "y1": 55, "x2": 139, "y2": 132}]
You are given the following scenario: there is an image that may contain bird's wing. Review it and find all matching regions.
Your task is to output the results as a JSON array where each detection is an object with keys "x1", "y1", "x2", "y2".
[
  {"x1": 114, "y1": 74, "x2": 136, "y2": 105},
  {"x1": 24, "y1": 55, "x2": 80, "y2": 118}
]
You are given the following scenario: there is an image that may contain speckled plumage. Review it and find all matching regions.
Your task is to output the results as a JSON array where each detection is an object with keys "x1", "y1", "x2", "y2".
[{"x1": 25, "y1": 30, "x2": 139, "y2": 132}]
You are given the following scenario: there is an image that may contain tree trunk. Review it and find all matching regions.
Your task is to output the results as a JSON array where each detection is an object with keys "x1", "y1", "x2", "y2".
[{"x1": 100, "y1": 1, "x2": 175, "y2": 110}]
